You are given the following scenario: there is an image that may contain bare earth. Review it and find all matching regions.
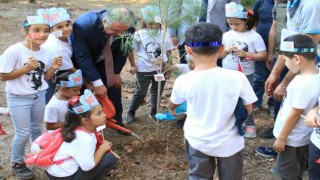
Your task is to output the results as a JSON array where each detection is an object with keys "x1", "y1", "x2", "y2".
[{"x1": 0, "y1": 0, "x2": 299, "y2": 179}]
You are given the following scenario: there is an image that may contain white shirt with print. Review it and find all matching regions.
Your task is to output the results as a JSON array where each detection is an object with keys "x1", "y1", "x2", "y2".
[
  {"x1": 170, "y1": 67, "x2": 257, "y2": 157},
  {"x1": 222, "y1": 30, "x2": 266, "y2": 75},
  {"x1": 132, "y1": 29, "x2": 174, "y2": 72},
  {"x1": 0, "y1": 42, "x2": 52, "y2": 95},
  {"x1": 274, "y1": 71, "x2": 320, "y2": 147},
  {"x1": 45, "y1": 95, "x2": 69, "y2": 124},
  {"x1": 310, "y1": 96, "x2": 320, "y2": 149},
  {"x1": 42, "y1": 34, "x2": 74, "y2": 70}
]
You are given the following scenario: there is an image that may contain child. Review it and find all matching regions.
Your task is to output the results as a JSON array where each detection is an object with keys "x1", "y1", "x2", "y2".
[
  {"x1": 46, "y1": 90, "x2": 117, "y2": 179},
  {"x1": 305, "y1": 98, "x2": 320, "y2": 179},
  {"x1": 38, "y1": 8, "x2": 76, "y2": 103},
  {"x1": 124, "y1": 5, "x2": 174, "y2": 124},
  {"x1": 272, "y1": 34, "x2": 320, "y2": 179},
  {"x1": 0, "y1": 15, "x2": 62, "y2": 179},
  {"x1": 219, "y1": 2, "x2": 267, "y2": 138},
  {"x1": 168, "y1": 23, "x2": 257, "y2": 179},
  {"x1": 44, "y1": 70, "x2": 82, "y2": 131}
]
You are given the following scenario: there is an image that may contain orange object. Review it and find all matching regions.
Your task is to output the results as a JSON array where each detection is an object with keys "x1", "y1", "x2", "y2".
[
  {"x1": 95, "y1": 95, "x2": 116, "y2": 119},
  {"x1": 105, "y1": 121, "x2": 131, "y2": 134}
]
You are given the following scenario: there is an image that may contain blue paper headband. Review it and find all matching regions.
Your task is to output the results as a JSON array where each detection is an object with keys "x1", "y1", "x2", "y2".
[
  {"x1": 57, "y1": 69, "x2": 83, "y2": 88},
  {"x1": 186, "y1": 42, "x2": 222, "y2": 47},
  {"x1": 71, "y1": 89, "x2": 100, "y2": 114}
]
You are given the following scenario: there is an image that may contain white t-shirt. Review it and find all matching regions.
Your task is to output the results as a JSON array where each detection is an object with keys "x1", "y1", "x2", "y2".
[
  {"x1": 0, "y1": 42, "x2": 52, "y2": 95},
  {"x1": 44, "y1": 95, "x2": 69, "y2": 124},
  {"x1": 46, "y1": 130, "x2": 96, "y2": 177},
  {"x1": 170, "y1": 67, "x2": 257, "y2": 157},
  {"x1": 222, "y1": 30, "x2": 266, "y2": 75},
  {"x1": 175, "y1": 64, "x2": 191, "y2": 75},
  {"x1": 289, "y1": 0, "x2": 320, "y2": 34},
  {"x1": 42, "y1": 34, "x2": 74, "y2": 70},
  {"x1": 132, "y1": 29, "x2": 174, "y2": 72},
  {"x1": 310, "y1": 96, "x2": 320, "y2": 149},
  {"x1": 274, "y1": 71, "x2": 320, "y2": 147}
]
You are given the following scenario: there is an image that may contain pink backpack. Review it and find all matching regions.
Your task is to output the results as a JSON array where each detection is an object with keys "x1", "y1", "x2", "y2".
[{"x1": 25, "y1": 127, "x2": 100, "y2": 167}]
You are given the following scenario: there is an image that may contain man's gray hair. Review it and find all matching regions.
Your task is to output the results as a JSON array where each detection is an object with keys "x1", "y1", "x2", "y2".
[{"x1": 103, "y1": 8, "x2": 136, "y2": 28}]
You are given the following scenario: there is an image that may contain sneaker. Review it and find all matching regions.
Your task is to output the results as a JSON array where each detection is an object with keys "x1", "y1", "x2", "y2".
[
  {"x1": 269, "y1": 106, "x2": 275, "y2": 118},
  {"x1": 271, "y1": 167, "x2": 278, "y2": 176},
  {"x1": 124, "y1": 111, "x2": 135, "y2": 124},
  {"x1": 149, "y1": 109, "x2": 157, "y2": 123},
  {"x1": 260, "y1": 128, "x2": 275, "y2": 139},
  {"x1": 11, "y1": 162, "x2": 34, "y2": 179},
  {"x1": 255, "y1": 147, "x2": 278, "y2": 158},
  {"x1": 244, "y1": 126, "x2": 256, "y2": 138}
]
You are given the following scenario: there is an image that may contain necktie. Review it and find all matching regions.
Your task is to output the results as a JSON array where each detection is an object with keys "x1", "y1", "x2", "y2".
[
  {"x1": 103, "y1": 36, "x2": 115, "y2": 87},
  {"x1": 199, "y1": 0, "x2": 208, "y2": 22}
]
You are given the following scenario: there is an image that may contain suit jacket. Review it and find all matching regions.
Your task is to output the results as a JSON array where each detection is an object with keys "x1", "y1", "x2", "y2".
[
  {"x1": 71, "y1": 10, "x2": 132, "y2": 83},
  {"x1": 205, "y1": 0, "x2": 241, "y2": 32}
]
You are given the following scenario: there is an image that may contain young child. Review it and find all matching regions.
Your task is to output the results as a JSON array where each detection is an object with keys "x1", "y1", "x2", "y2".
[
  {"x1": 38, "y1": 8, "x2": 76, "y2": 103},
  {"x1": 168, "y1": 23, "x2": 257, "y2": 179},
  {"x1": 0, "y1": 15, "x2": 62, "y2": 179},
  {"x1": 46, "y1": 90, "x2": 117, "y2": 179},
  {"x1": 45, "y1": 70, "x2": 82, "y2": 131},
  {"x1": 304, "y1": 98, "x2": 320, "y2": 179},
  {"x1": 124, "y1": 5, "x2": 174, "y2": 124},
  {"x1": 219, "y1": 2, "x2": 267, "y2": 138},
  {"x1": 272, "y1": 34, "x2": 320, "y2": 179}
]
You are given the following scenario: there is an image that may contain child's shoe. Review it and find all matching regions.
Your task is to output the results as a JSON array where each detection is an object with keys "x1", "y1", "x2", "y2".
[
  {"x1": 124, "y1": 111, "x2": 135, "y2": 124},
  {"x1": 11, "y1": 162, "x2": 34, "y2": 179},
  {"x1": 244, "y1": 126, "x2": 256, "y2": 138},
  {"x1": 149, "y1": 109, "x2": 157, "y2": 123}
]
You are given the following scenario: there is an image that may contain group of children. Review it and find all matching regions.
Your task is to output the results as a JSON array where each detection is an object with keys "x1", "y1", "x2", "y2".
[{"x1": 0, "y1": 1, "x2": 320, "y2": 180}]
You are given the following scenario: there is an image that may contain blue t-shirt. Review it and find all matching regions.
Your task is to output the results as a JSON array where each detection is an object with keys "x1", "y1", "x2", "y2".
[{"x1": 252, "y1": 0, "x2": 275, "y2": 51}]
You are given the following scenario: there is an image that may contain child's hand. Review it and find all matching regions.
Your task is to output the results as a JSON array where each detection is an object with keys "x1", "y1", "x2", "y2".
[
  {"x1": 273, "y1": 138, "x2": 286, "y2": 152},
  {"x1": 225, "y1": 46, "x2": 236, "y2": 53},
  {"x1": 25, "y1": 57, "x2": 39, "y2": 71},
  {"x1": 234, "y1": 48, "x2": 247, "y2": 58},
  {"x1": 99, "y1": 140, "x2": 112, "y2": 153},
  {"x1": 305, "y1": 108, "x2": 320, "y2": 127},
  {"x1": 130, "y1": 65, "x2": 137, "y2": 74},
  {"x1": 51, "y1": 56, "x2": 63, "y2": 69}
]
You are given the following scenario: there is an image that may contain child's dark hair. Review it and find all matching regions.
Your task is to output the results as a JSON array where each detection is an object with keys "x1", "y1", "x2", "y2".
[
  {"x1": 185, "y1": 23, "x2": 222, "y2": 56},
  {"x1": 226, "y1": 9, "x2": 255, "y2": 30},
  {"x1": 53, "y1": 70, "x2": 73, "y2": 91},
  {"x1": 280, "y1": 34, "x2": 316, "y2": 60},
  {"x1": 62, "y1": 101, "x2": 91, "y2": 142}
]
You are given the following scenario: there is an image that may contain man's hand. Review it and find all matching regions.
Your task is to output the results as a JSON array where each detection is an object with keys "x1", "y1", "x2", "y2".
[
  {"x1": 85, "y1": 81, "x2": 94, "y2": 90},
  {"x1": 273, "y1": 138, "x2": 286, "y2": 153},
  {"x1": 94, "y1": 85, "x2": 107, "y2": 97},
  {"x1": 265, "y1": 73, "x2": 279, "y2": 97},
  {"x1": 273, "y1": 81, "x2": 286, "y2": 102},
  {"x1": 114, "y1": 74, "x2": 122, "y2": 88}
]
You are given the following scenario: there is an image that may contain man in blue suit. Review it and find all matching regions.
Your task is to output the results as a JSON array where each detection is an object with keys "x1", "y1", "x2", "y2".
[{"x1": 71, "y1": 8, "x2": 136, "y2": 128}]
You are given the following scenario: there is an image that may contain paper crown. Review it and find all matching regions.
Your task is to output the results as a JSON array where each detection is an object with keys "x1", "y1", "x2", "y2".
[
  {"x1": 225, "y1": 2, "x2": 248, "y2": 19},
  {"x1": 71, "y1": 90, "x2": 100, "y2": 114},
  {"x1": 141, "y1": 6, "x2": 161, "y2": 23},
  {"x1": 280, "y1": 29, "x2": 316, "y2": 53},
  {"x1": 26, "y1": 15, "x2": 50, "y2": 26},
  {"x1": 37, "y1": 8, "x2": 70, "y2": 27},
  {"x1": 57, "y1": 69, "x2": 83, "y2": 88}
]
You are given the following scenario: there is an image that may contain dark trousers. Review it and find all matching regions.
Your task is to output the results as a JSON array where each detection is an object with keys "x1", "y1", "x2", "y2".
[
  {"x1": 107, "y1": 86, "x2": 123, "y2": 126},
  {"x1": 178, "y1": 44, "x2": 187, "y2": 64},
  {"x1": 45, "y1": 79, "x2": 55, "y2": 104},
  {"x1": 128, "y1": 71, "x2": 165, "y2": 113},
  {"x1": 47, "y1": 153, "x2": 117, "y2": 180},
  {"x1": 253, "y1": 61, "x2": 272, "y2": 107},
  {"x1": 186, "y1": 140, "x2": 243, "y2": 180},
  {"x1": 308, "y1": 141, "x2": 320, "y2": 180}
]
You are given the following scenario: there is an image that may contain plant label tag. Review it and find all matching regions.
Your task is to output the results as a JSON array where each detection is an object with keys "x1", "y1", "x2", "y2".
[
  {"x1": 154, "y1": 74, "x2": 165, "y2": 81},
  {"x1": 52, "y1": 31, "x2": 63, "y2": 38}
]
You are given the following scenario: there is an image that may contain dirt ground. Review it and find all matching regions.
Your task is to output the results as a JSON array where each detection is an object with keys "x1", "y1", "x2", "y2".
[{"x1": 0, "y1": 0, "x2": 306, "y2": 179}]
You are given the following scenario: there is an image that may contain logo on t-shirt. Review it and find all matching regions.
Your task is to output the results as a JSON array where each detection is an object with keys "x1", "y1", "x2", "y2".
[
  {"x1": 145, "y1": 42, "x2": 161, "y2": 60},
  {"x1": 25, "y1": 61, "x2": 45, "y2": 90},
  {"x1": 231, "y1": 41, "x2": 249, "y2": 62}
]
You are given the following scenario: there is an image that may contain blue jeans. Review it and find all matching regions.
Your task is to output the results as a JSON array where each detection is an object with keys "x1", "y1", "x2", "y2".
[
  {"x1": 253, "y1": 61, "x2": 271, "y2": 107},
  {"x1": 128, "y1": 71, "x2": 165, "y2": 112},
  {"x1": 7, "y1": 90, "x2": 46, "y2": 163}
]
